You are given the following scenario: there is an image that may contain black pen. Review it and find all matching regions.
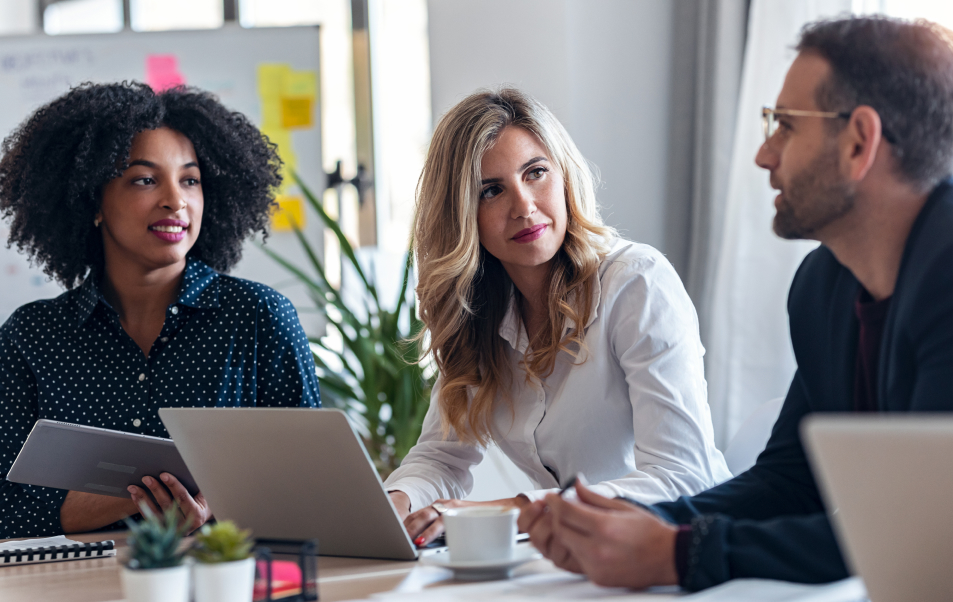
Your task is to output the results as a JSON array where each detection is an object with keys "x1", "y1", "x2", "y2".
[{"x1": 558, "y1": 475, "x2": 579, "y2": 496}]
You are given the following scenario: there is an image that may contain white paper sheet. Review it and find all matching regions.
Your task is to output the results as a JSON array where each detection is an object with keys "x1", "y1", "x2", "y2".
[
  {"x1": 365, "y1": 570, "x2": 679, "y2": 601},
  {"x1": 0, "y1": 535, "x2": 82, "y2": 552},
  {"x1": 359, "y1": 570, "x2": 866, "y2": 602},
  {"x1": 683, "y1": 578, "x2": 867, "y2": 602}
]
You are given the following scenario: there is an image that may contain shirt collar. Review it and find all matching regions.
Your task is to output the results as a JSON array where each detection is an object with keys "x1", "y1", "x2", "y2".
[
  {"x1": 178, "y1": 257, "x2": 221, "y2": 310},
  {"x1": 497, "y1": 274, "x2": 602, "y2": 354},
  {"x1": 72, "y1": 257, "x2": 220, "y2": 327}
]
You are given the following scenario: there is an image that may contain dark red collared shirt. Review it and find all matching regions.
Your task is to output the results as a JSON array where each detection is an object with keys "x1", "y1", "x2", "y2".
[{"x1": 853, "y1": 289, "x2": 892, "y2": 412}]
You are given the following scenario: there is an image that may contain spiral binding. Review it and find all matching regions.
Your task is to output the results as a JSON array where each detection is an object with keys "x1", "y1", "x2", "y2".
[{"x1": 1, "y1": 540, "x2": 115, "y2": 564}]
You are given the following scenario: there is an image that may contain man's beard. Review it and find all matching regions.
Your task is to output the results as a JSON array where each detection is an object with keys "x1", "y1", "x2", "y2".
[{"x1": 772, "y1": 143, "x2": 855, "y2": 240}]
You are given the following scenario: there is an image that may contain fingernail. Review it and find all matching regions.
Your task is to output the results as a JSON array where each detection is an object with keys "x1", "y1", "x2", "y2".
[
  {"x1": 142, "y1": 477, "x2": 152, "y2": 486},
  {"x1": 160, "y1": 474, "x2": 171, "y2": 483},
  {"x1": 127, "y1": 486, "x2": 137, "y2": 495},
  {"x1": 414, "y1": 536, "x2": 425, "y2": 546}
]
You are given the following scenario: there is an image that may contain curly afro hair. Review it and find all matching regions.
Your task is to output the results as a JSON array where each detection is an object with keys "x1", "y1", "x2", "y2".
[{"x1": 0, "y1": 81, "x2": 282, "y2": 289}]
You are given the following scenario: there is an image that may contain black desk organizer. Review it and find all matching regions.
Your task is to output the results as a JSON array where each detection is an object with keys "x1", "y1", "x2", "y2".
[{"x1": 253, "y1": 539, "x2": 319, "y2": 601}]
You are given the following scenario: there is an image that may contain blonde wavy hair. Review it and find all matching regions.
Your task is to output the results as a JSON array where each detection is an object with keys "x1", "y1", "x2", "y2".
[{"x1": 414, "y1": 87, "x2": 616, "y2": 445}]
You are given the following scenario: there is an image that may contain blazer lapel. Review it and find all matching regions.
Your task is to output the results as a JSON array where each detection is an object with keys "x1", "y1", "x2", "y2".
[{"x1": 877, "y1": 179, "x2": 953, "y2": 411}]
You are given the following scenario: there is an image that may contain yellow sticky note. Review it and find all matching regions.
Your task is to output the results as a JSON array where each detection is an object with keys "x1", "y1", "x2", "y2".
[
  {"x1": 261, "y1": 98, "x2": 282, "y2": 128},
  {"x1": 281, "y1": 96, "x2": 313, "y2": 128},
  {"x1": 261, "y1": 127, "x2": 297, "y2": 193},
  {"x1": 282, "y1": 145, "x2": 297, "y2": 172},
  {"x1": 257, "y1": 63, "x2": 290, "y2": 99},
  {"x1": 284, "y1": 70, "x2": 317, "y2": 97},
  {"x1": 261, "y1": 127, "x2": 295, "y2": 167},
  {"x1": 271, "y1": 195, "x2": 305, "y2": 232}
]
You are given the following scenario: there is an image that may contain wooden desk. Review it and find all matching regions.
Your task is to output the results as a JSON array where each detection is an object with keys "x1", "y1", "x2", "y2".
[{"x1": 0, "y1": 532, "x2": 563, "y2": 602}]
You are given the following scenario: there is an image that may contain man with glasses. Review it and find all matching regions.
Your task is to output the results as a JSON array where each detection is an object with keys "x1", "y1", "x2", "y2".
[{"x1": 519, "y1": 15, "x2": 953, "y2": 591}]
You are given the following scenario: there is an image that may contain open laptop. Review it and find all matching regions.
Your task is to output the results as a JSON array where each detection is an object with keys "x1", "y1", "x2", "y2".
[
  {"x1": 159, "y1": 407, "x2": 423, "y2": 560},
  {"x1": 802, "y1": 414, "x2": 953, "y2": 602}
]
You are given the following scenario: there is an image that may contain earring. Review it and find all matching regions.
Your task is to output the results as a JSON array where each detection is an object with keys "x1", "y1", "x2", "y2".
[{"x1": 93, "y1": 217, "x2": 101, "y2": 228}]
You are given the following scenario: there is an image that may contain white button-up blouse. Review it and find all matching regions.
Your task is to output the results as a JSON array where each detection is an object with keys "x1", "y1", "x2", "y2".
[{"x1": 384, "y1": 240, "x2": 730, "y2": 510}]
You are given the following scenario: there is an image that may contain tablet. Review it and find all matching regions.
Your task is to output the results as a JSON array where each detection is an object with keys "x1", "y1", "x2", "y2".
[{"x1": 6, "y1": 419, "x2": 199, "y2": 499}]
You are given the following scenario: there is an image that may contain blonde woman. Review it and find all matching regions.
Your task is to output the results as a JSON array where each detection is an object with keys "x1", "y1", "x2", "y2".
[{"x1": 385, "y1": 88, "x2": 730, "y2": 546}]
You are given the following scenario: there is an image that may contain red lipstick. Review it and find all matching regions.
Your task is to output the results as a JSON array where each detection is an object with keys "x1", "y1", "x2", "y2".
[
  {"x1": 148, "y1": 219, "x2": 189, "y2": 243},
  {"x1": 512, "y1": 224, "x2": 547, "y2": 244}
]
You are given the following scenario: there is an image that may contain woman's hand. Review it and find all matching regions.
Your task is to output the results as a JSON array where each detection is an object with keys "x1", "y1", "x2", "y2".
[
  {"x1": 403, "y1": 495, "x2": 530, "y2": 547},
  {"x1": 128, "y1": 472, "x2": 212, "y2": 533},
  {"x1": 388, "y1": 491, "x2": 412, "y2": 521},
  {"x1": 60, "y1": 491, "x2": 140, "y2": 534}
]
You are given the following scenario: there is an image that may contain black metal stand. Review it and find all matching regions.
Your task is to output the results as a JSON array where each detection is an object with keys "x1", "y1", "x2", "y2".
[{"x1": 253, "y1": 539, "x2": 319, "y2": 601}]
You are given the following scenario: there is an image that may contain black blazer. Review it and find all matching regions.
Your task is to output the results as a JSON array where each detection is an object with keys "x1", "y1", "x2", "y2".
[{"x1": 652, "y1": 179, "x2": 953, "y2": 591}]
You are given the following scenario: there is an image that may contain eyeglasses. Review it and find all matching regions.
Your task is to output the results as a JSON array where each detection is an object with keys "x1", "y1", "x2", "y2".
[
  {"x1": 761, "y1": 107, "x2": 850, "y2": 141},
  {"x1": 761, "y1": 106, "x2": 897, "y2": 144}
]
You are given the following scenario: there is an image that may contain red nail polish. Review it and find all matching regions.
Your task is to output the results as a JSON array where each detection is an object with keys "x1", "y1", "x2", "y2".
[{"x1": 414, "y1": 536, "x2": 425, "y2": 546}]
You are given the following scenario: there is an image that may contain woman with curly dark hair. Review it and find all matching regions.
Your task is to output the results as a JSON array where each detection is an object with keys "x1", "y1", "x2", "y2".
[{"x1": 0, "y1": 82, "x2": 321, "y2": 539}]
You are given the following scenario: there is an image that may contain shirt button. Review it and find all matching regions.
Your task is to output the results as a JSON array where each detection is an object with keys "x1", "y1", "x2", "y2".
[
  {"x1": 170, "y1": 306, "x2": 179, "y2": 315},
  {"x1": 160, "y1": 337, "x2": 169, "y2": 343},
  {"x1": 133, "y1": 419, "x2": 141, "y2": 427},
  {"x1": 138, "y1": 373, "x2": 146, "y2": 382}
]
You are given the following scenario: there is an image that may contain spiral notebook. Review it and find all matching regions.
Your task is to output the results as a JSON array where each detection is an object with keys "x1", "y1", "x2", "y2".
[{"x1": 0, "y1": 535, "x2": 117, "y2": 566}]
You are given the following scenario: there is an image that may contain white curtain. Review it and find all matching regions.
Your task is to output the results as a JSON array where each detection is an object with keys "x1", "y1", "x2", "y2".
[{"x1": 704, "y1": 0, "x2": 874, "y2": 449}]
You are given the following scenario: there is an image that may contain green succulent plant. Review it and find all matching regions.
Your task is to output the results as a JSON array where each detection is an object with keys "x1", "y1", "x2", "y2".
[
  {"x1": 190, "y1": 520, "x2": 254, "y2": 564},
  {"x1": 124, "y1": 505, "x2": 188, "y2": 570},
  {"x1": 261, "y1": 171, "x2": 434, "y2": 478}
]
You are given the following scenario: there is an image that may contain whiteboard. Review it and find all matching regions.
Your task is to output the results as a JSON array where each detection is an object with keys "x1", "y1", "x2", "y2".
[{"x1": 0, "y1": 25, "x2": 325, "y2": 330}]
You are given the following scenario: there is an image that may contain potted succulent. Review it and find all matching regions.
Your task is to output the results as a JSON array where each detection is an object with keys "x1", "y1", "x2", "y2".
[
  {"x1": 121, "y1": 506, "x2": 190, "y2": 602},
  {"x1": 190, "y1": 520, "x2": 256, "y2": 602}
]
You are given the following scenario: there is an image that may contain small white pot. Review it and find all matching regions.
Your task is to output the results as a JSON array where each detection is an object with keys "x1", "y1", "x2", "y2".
[
  {"x1": 120, "y1": 564, "x2": 190, "y2": 602},
  {"x1": 193, "y1": 557, "x2": 256, "y2": 602}
]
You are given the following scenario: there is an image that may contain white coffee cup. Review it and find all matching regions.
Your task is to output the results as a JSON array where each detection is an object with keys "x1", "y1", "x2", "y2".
[{"x1": 443, "y1": 506, "x2": 519, "y2": 562}]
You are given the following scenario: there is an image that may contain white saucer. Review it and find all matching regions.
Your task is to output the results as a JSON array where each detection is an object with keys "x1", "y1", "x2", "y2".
[{"x1": 419, "y1": 544, "x2": 542, "y2": 581}]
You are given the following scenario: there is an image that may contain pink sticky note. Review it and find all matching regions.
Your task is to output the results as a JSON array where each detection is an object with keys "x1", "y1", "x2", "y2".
[{"x1": 146, "y1": 54, "x2": 186, "y2": 92}]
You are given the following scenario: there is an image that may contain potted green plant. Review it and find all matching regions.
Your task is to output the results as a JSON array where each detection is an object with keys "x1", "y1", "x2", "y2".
[
  {"x1": 121, "y1": 505, "x2": 190, "y2": 602},
  {"x1": 190, "y1": 520, "x2": 256, "y2": 602},
  {"x1": 262, "y1": 172, "x2": 435, "y2": 477}
]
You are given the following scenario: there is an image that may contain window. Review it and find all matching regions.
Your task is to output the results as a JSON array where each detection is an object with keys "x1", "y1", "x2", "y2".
[
  {"x1": 44, "y1": 0, "x2": 123, "y2": 35},
  {"x1": 373, "y1": 0, "x2": 431, "y2": 255},
  {"x1": 131, "y1": 0, "x2": 223, "y2": 32},
  {"x1": 238, "y1": 0, "x2": 322, "y2": 27},
  {"x1": 0, "y1": 0, "x2": 36, "y2": 35}
]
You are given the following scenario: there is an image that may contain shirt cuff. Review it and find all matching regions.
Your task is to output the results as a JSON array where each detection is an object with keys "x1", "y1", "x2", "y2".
[
  {"x1": 520, "y1": 482, "x2": 623, "y2": 503},
  {"x1": 383, "y1": 477, "x2": 439, "y2": 513},
  {"x1": 680, "y1": 514, "x2": 727, "y2": 591},
  {"x1": 518, "y1": 488, "x2": 560, "y2": 503},
  {"x1": 674, "y1": 524, "x2": 693, "y2": 582}
]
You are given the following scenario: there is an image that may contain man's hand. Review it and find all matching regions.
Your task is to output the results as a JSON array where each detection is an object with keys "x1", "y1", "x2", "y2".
[
  {"x1": 529, "y1": 482, "x2": 679, "y2": 589},
  {"x1": 518, "y1": 497, "x2": 584, "y2": 573},
  {"x1": 128, "y1": 472, "x2": 211, "y2": 533}
]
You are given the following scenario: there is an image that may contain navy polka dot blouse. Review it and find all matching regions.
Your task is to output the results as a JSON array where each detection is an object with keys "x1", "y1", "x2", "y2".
[{"x1": 0, "y1": 257, "x2": 321, "y2": 538}]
